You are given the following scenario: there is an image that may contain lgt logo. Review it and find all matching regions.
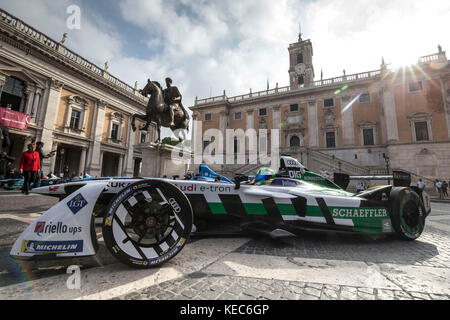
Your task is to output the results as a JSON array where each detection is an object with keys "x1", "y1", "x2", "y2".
[{"x1": 67, "y1": 193, "x2": 88, "y2": 215}]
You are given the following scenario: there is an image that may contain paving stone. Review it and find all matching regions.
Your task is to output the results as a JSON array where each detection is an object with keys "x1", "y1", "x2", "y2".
[
  {"x1": 303, "y1": 287, "x2": 322, "y2": 297},
  {"x1": 376, "y1": 289, "x2": 395, "y2": 300},
  {"x1": 243, "y1": 288, "x2": 264, "y2": 298},
  {"x1": 357, "y1": 287, "x2": 374, "y2": 295},
  {"x1": 321, "y1": 289, "x2": 339, "y2": 300},
  {"x1": 357, "y1": 292, "x2": 375, "y2": 300},
  {"x1": 181, "y1": 289, "x2": 198, "y2": 299},
  {"x1": 409, "y1": 292, "x2": 431, "y2": 300},
  {"x1": 300, "y1": 293, "x2": 319, "y2": 300},
  {"x1": 394, "y1": 291, "x2": 413, "y2": 300},
  {"x1": 429, "y1": 294, "x2": 449, "y2": 300},
  {"x1": 218, "y1": 292, "x2": 236, "y2": 300},
  {"x1": 307, "y1": 283, "x2": 324, "y2": 290}
]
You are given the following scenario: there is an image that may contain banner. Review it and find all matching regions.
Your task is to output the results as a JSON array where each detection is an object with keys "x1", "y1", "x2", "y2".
[{"x1": 0, "y1": 107, "x2": 31, "y2": 130}]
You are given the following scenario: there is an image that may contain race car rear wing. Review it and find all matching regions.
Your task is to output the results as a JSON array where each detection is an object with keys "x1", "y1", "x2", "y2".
[{"x1": 334, "y1": 171, "x2": 411, "y2": 190}]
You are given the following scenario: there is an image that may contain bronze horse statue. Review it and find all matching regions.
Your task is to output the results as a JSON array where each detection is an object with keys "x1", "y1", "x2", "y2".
[{"x1": 131, "y1": 79, "x2": 190, "y2": 143}]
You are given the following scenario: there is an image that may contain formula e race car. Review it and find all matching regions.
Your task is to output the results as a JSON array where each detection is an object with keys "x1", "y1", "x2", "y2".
[{"x1": 10, "y1": 156, "x2": 431, "y2": 268}]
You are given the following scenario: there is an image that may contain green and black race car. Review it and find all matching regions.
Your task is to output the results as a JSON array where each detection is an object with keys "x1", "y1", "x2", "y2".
[{"x1": 11, "y1": 156, "x2": 431, "y2": 268}]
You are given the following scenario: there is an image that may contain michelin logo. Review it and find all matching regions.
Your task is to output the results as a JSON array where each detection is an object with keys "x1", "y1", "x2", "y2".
[{"x1": 21, "y1": 240, "x2": 83, "y2": 253}]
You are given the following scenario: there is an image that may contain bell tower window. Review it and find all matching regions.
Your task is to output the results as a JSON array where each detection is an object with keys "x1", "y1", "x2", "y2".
[{"x1": 297, "y1": 53, "x2": 303, "y2": 64}]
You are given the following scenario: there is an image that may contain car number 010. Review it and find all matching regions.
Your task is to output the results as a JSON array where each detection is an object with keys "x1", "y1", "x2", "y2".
[{"x1": 169, "y1": 198, "x2": 181, "y2": 213}]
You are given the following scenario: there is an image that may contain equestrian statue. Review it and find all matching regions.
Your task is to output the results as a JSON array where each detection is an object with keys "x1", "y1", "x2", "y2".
[{"x1": 131, "y1": 77, "x2": 190, "y2": 143}]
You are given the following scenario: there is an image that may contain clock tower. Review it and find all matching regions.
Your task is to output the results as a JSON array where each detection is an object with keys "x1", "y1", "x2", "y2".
[{"x1": 288, "y1": 32, "x2": 314, "y2": 88}]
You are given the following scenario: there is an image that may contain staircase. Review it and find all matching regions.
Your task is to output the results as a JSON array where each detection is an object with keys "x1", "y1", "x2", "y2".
[{"x1": 307, "y1": 149, "x2": 370, "y2": 176}]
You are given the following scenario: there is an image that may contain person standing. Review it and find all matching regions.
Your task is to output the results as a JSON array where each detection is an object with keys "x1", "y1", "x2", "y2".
[
  {"x1": 19, "y1": 143, "x2": 40, "y2": 195},
  {"x1": 436, "y1": 180, "x2": 443, "y2": 199},
  {"x1": 417, "y1": 179, "x2": 425, "y2": 196},
  {"x1": 442, "y1": 180, "x2": 448, "y2": 198}
]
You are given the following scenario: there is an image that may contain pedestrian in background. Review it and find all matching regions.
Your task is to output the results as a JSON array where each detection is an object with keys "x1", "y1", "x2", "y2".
[
  {"x1": 19, "y1": 143, "x2": 40, "y2": 195},
  {"x1": 36, "y1": 141, "x2": 55, "y2": 180},
  {"x1": 436, "y1": 180, "x2": 443, "y2": 199},
  {"x1": 442, "y1": 180, "x2": 448, "y2": 198},
  {"x1": 417, "y1": 179, "x2": 425, "y2": 196}
]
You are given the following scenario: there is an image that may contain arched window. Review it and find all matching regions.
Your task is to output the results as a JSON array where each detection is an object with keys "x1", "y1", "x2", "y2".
[
  {"x1": 298, "y1": 75, "x2": 304, "y2": 86},
  {"x1": 297, "y1": 53, "x2": 303, "y2": 64},
  {"x1": 290, "y1": 136, "x2": 300, "y2": 147},
  {"x1": 0, "y1": 77, "x2": 26, "y2": 112}
]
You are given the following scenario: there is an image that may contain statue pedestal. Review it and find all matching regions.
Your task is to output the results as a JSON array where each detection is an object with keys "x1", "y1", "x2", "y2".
[{"x1": 136, "y1": 142, "x2": 192, "y2": 178}]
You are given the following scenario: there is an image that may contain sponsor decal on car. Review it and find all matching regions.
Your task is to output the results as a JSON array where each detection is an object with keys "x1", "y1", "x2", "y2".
[
  {"x1": 67, "y1": 193, "x2": 88, "y2": 215},
  {"x1": 331, "y1": 207, "x2": 388, "y2": 218},
  {"x1": 34, "y1": 221, "x2": 82, "y2": 236},
  {"x1": 49, "y1": 186, "x2": 59, "y2": 192},
  {"x1": 21, "y1": 240, "x2": 83, "y2": 253},
  {"x1": 175, "y1": 184, "x2": 232, "y2": 193}
]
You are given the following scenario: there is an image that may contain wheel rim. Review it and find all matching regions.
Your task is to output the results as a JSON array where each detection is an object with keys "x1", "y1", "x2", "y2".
[
  {"x1": 399, "y1": 195, "x2": 424, "y2": 236},
  {"x1": 103, "y1": 180, "x2": 192, "y2": 267}
]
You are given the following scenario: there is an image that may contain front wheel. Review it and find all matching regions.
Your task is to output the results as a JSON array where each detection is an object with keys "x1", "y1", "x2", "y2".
[
  {"x1": 102, "y1": 180, "x2": 193, "y2": 268},
  {"x1": 389, "y1": 187, "x2": 426, "y2": 241}
]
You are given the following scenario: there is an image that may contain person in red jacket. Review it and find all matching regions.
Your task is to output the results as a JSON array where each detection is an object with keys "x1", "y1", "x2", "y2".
[{"x1": 19, "y1": 143, "x2": 40, "y2": 195}]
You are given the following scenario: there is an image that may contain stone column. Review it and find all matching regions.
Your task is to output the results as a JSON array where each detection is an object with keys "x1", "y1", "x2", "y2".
[
  {"x1": 272, "y1": 106, "x2": 281, "y2": 162},
  {"x1": 191, "y1": 112, "x2": 202, "y2": 167},
  {"x1": 308, "y1": 101, "x2": 319, "y2": 148},
  {"x1": 24, "y1": 84, "x2": 35, "y2": 115},
  {"x1": 219, "y1": 110, "x2": 228, "y2": 156},
  {"x1": 0, "y1": 73, "x2": 7, "y2": 94},
  {"x1": 89, "y1": 100, "x2": 107, "y2": 176},
  {"x1": 98, "y1": 151, "x2": 104, "y2": 177},
  {"x1": 246, "y1": 109, "x2": 256, "y2": 163},
  {"x1": 381, "y1": 87, "x2": 399, "y2": 143},
  {"x1": 124, "y1": 120, "x2": 135, "y2": 176},
  {"x1": 49, "y1": 142, "x2": 58, "y2": 174},
  {"x1": 341, "y1": 95, "x2": 355, "y2": 146},
  {"x1": 40, "y1": 79, "x2": 64, "y2": 175},
  {"x1": 117, "y1": 155, "x2": 123, "y2": 176},
  {"x1": 78, "y1": 147, "x2": 87, "y2": 175},
  {"x1": 31, "y1": 87, "x2": 43, "y2": 122},
  {"x1": 439, "y1": 77, "x2": 450, "y2": 139}
]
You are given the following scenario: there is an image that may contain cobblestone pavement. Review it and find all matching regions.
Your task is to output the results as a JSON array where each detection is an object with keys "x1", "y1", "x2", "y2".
[
  {"x1": 113, "y1": 205, "x2": 450, "y2": 301},
  {"x1": 0, "y1": 191, "x2": 449, "y2": 300}
]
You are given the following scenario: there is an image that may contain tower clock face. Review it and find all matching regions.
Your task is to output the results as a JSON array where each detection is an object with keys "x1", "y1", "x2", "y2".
[{"x1": 295, "y1": 63, "x2": 306, "y2": 74}]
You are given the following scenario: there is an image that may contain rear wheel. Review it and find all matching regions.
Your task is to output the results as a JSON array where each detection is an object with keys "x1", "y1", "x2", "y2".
[
  {"x1": 389, "y1": 187, "x2": 426, "y2": 241},
  {"x1": 102, "y1": 180, "x2": 193, "y2": 268}
]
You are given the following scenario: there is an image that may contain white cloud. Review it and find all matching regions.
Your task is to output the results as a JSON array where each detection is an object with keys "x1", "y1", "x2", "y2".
[{"x1": 1, "y1": 0, "x2": 448, "y2": 138}]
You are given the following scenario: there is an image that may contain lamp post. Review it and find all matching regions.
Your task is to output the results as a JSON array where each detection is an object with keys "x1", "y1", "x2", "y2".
[{"x1": 383, "y1": 153, "x2": 390, "y2": 184}]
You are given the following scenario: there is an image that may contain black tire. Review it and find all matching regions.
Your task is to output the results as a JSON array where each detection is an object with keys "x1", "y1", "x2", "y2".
[
  {"x1": 389, "y1": 187, "x2": 426, "y2": 241},
  {"x1": 102, "y1": 180, "x2": 193, "y2": 268}
]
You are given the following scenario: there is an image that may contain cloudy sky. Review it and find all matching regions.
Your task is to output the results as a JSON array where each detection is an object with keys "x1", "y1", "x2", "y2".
[{"x1": 0, "y1": 0, "x2": 449, "y2": 110}]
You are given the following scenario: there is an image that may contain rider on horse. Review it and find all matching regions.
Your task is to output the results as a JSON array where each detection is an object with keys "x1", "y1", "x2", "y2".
[{"x1": 163, "y1": 77, "x2": 182, "y2": 128}]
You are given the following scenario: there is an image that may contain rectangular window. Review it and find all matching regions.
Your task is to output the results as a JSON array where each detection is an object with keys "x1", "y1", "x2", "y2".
[
  {"x1": 259, "y1": 108, "x2": 267, "y2": 116},
  {"x1": 324, "y1": 98, "x2": 334, "y2": 107},
  {"x1": 234, "y1": 112, "x2": 242, "y2": 120},
  {"x1": 415, "y1": 121, "x2": 429, "y2": 141},
  {"x1": 290, "y1": 104, "x2": 299, "y2": 112},
  {"x1": 326, "y1": 132, "x2": 336, "y2": 148},
  {"x1": 69, "y1": 110, "x2": 81, "y2": 129},
  {"x1": 363, "y1": 128, "x2": 375, "y2": 146},
  {"x1": 140, "y1": 132, "x2": 147, "y2": 143},
  {"x1": 205, "y1": 113, "x2": 212, "y2": 121},
  {"x1": 111, "y1": 123, "x2": 119, "y2": 140},
  {"x1": 359, "y1": 93, "x2": 371, "y2": 103},
  {"x1": 409, "y1": 81, "x2": 423, "y2": 92}
]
